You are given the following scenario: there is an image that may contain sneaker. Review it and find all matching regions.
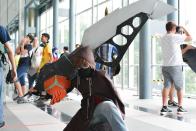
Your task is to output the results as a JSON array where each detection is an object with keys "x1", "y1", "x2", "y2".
[
  {"x1": 38, "y1": 94, "x2": 52, "y2": 101},
  {"x1": 168, "y1": 100, "x2": 178, "y2": 107},
  {"x1": 17, "y1": 97, "x2": 27, "y2": 104},
  {"x1": 26, "y1": 94, "x2": 40, "y2": 103},
  {"x1": 177, "y1": 106, "x2": 187, "y2": 114},
  {"x1": 160, "y1": 106, "x2": 172, "y2": 115},
  {"x1": 13, "y1": 96, "x2": 19, "y2": 101}
]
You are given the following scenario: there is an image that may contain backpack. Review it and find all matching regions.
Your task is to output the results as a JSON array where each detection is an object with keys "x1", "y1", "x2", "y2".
[
  {"x1": 27, "y1": 47, "x2": 41, "y2": 76},
  {"x1": 0, "y1": 43, "x2": 13, "y2": 83},
  {"x1": 30, "y1": 47, "x2": 41, "y2": 68}
]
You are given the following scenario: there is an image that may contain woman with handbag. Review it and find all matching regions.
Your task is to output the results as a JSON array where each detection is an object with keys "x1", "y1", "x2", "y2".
[{"x1": 27, "y1": 37, "x2": 43, "y2": 94}]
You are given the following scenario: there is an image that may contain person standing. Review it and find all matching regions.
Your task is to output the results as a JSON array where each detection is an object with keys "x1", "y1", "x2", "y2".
[
  {"x1": 39, "y1": 33, "x2": 53, "y2": 71},
  {"x1": 36, "y1": 33, "x2": 53, "y2": 97},
  {"x1": 167, "y1": 27, "x2": 195, "y2": 107},
  {"x1": 0, "y1": 25, "x2": 17, "y2": 128},
  {"x1": 14, "y1": 34, "x2": 33, "y2": 103},
  {"x1": 60, "y1": 46, "x2": 69, "y2": 57},
  {"x1": 160, "y1": 21, "x2": 192, "y2": 114}
]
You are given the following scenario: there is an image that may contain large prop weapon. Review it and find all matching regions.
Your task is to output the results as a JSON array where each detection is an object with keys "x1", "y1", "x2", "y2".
[{"x1": 82, "y1": 0, "x2": 176, "y2": 68}]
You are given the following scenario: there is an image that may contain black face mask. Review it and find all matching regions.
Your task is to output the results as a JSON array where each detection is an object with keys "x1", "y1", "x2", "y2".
[{"x1": 78, "y1": 68, "x2": 94, "y2": 78}]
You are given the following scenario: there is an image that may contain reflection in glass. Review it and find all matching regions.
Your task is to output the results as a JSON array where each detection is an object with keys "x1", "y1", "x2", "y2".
[{"x1": 96, "y1": 44, "x2": 118, "y2": 63}]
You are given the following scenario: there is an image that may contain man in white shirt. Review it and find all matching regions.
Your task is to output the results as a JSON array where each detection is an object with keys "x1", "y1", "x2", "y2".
[{"x1": 160, "y1": 21, "x2": 192, "y2": 115}]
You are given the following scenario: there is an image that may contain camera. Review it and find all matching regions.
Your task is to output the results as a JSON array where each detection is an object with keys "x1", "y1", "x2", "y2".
[{"x1": 176, "y1": 26, "x2": 184, "y2": 34}]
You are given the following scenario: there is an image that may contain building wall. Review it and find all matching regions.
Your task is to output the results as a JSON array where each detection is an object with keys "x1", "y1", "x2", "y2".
[
  {"x1": 0, "y1": 0, "x2": 19, "y2": 26},
  {"x1": 0, "y1": 0, "x2": 29, "y2": 40}
]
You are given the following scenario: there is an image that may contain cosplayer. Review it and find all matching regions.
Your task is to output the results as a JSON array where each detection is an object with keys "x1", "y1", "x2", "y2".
[{"x1": 32, "y1": 46, "x2": 128, "y2": 131}]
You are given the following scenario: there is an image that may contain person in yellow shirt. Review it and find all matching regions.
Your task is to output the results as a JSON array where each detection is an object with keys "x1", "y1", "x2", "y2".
[{"x1": 39, "y1": 33, "x2": 53, "y2": 71}]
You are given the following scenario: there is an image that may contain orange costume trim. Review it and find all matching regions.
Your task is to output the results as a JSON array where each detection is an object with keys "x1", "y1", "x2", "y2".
[{"x1": 44, "y1": 75, "x2": 71, "y2": 104}]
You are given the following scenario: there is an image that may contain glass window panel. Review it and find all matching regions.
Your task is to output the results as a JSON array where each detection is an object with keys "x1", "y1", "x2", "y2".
[
  {"x1": 123, "y1": 51, "x2": 129, "y2": 88},
  {"x1": 59, "y1": 0, "x2": 69, "y2": 22},
  {"x1": 40, "y1": 12, "x2": 46, "y2": 31},
  {"x1": 46, "y1": 10, "x2": 50, "y2": 26},
  {"x1": 59, "y1": 0, "x2": 69, "y2": 9},
  {"x1": 49, "y1": 8, "x2": 53, "y2": 26},
  {"x1": 76, "y1": 0, "x2": 92, "y2": 13},
  {"x1": 58, "y1": 20, "x2": 69, "y2": 53},
  {"x1": 98, "y1": 0, "x2": 106, "y2": 4},
  {"x1": 113, "y1": 0, "x2": 122, "y2": 10},
  {"x1": 180, "y1": 0, "x2": 196, "y2": 41},
  {"x1": 97, "y1": 1, "x2": 112, "y2": 20},
  {"x1": 76, "y1": 9, "x2": 92, "y2": 44}
]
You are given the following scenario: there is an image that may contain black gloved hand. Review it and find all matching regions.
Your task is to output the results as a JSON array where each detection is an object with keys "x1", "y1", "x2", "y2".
[{"x1": 78, "y1": 68, "x2": 94, "y2": 78}]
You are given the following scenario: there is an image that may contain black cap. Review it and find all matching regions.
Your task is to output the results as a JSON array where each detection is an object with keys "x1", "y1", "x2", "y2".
[{"x1": 42, "y1": 33, "x2": 50, "y2": 40}]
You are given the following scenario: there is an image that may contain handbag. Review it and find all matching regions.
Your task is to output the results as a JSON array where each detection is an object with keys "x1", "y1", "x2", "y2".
[{"x1": 6, "y1": 68, "x2": 13, "y2": 84}]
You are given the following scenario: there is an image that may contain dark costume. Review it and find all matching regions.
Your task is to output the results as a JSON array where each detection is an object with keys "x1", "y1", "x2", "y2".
[
  {"x1": 34, "y1": 46, "x2": 125, "y2": 131},
  {"x1": 64, "y1": 46, "x2": 125, "y2": 131},
  {"x1": 64, "y1": 70, "x2": 125, "y2": 131},
  {"x1": 181, "y1": 44, "x2": 196, "y2": 73},
  {"x1": 34, "y1": 53, "x2": 76, "y2": 94},
  {"x1": 183, "y1": 49, "x2": 196, "y2": 72}
]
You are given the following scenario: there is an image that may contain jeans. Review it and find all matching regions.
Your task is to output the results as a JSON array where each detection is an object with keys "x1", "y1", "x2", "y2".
[
  {"x1": 0, "y1": 67, "x2": 3, "y2": 123},
  {"x1": 89, "y1": 101, "x2": 129, "y2": 131},
  {"x1": 17, "y1": 65, "x2": 29, "y2": 86}
]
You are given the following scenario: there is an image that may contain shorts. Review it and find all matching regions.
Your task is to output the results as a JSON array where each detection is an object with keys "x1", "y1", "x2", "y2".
[
  {"x1": 162, "y1": 66, "x2": 183, "y2": 91},
  {"x1": 17, "y1": 65, "x2": 29, "y2": 86}
]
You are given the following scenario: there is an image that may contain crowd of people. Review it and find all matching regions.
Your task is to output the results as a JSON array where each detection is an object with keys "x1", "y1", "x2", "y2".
[{"x1": 1, "y1": 31, "x2": 71, "y2": 104}]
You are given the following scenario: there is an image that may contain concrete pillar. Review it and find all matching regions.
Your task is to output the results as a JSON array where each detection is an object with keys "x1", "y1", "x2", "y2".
[
  {"x1": 167, "y1": 0, "x2": 179, "y2": 24},
  {"x1": 18, "y1": 0, "x2": 24, "y2": 40},
  {"x1": 35, "y1": 9, "x2": 40, "y2": 37},
  {"x1": 28, "y1": 8, "x2": 35, "y2": 27},
  {"x1": 139, "y1": 20, "x2": 152, "y2": 99},
  {"x1": 53, "y1": 0, "x2": 59, "y2": 48},
  {"x1": 24, "y1": 6, "x2": 28, "y2": 35},
  {"x1": 69, "y1": 0, "x2": 76, "y2": 51}
]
